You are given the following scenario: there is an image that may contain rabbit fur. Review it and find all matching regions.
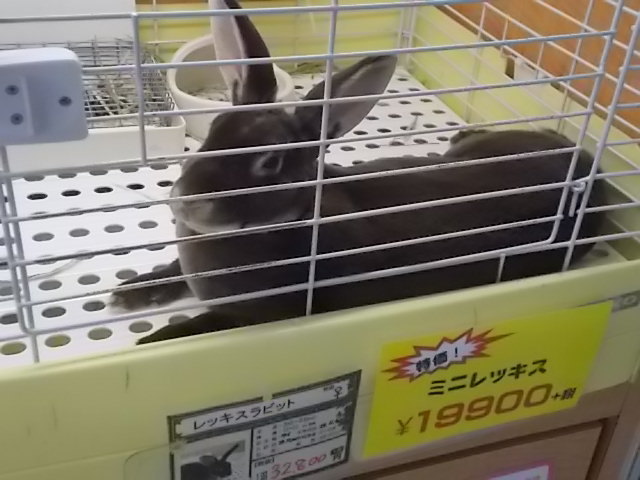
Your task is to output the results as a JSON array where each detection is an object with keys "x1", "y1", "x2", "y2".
[{"x1": 111, "y1": 0, "x2": 605, "y2": 344}]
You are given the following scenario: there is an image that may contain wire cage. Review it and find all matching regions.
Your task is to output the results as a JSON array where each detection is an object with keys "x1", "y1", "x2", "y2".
[
  {"x1": 1, "y1": 0, "x2": 640, "y2": 478},
  {"x1": 74, "y1": 38, "x2": 175, "y2": 129},
  {"x1": 2, "y1": 0, "x2": 639, "y2": 365}
]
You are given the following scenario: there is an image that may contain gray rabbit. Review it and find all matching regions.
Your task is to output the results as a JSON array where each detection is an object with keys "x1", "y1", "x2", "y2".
[
  {"x1": 111, "y1": 0, "x2": 605, "y2": 343},
  {"x1": 180, "y1": 442, "x2": 239, "y2": 480}
]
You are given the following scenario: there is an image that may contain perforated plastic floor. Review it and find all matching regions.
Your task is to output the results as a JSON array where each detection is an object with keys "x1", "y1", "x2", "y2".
[{"x1": 0, "y1": 69, "x2": 621, "y2": 367}]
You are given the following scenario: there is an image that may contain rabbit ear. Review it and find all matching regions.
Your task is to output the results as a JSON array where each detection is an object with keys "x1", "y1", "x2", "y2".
[
  {"x1": 294, "y1": 55, "x2": 397, "y2": 139},
  {"x1": 210, "y1": 0, "x2": 277, "y2": 104}
]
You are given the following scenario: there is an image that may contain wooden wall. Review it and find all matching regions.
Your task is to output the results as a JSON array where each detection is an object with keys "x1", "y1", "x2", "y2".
[{"x1": 446, "y1": 0, "x2": 639, "y2": 136}]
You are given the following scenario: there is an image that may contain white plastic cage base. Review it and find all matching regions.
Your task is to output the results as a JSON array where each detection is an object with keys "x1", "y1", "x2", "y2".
[{"x1": 0, "y1": 69, "x2": 625, "y2": 368}]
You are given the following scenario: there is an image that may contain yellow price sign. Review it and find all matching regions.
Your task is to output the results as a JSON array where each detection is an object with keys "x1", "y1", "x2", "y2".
[{"x1": 364, "y1": 302, "x2": 611, "y2": 457}]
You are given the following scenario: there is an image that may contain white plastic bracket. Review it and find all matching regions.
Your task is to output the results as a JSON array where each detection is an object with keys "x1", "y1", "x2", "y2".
[{"x1": 0, "y1": 48, "x2": 88, "y2": 146}]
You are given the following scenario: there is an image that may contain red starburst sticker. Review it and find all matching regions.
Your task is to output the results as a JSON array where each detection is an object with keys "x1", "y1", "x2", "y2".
[{"x1": 384, "y1": 329, "x2": 512, "y2": 381}]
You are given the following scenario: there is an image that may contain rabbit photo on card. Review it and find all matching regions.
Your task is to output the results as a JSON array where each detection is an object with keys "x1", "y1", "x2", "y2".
[
  {"x1": 111, "y1": 0, "x2": 605, "y2": 344},
  {"x1": 181, "y1": 442, "x2": 240, "y2": 480}
]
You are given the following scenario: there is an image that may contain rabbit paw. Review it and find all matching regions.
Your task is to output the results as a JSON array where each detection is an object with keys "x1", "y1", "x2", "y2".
[
  {"x1": 136, "y1": 311, "x2": 249, "y2": 344},
  {"x1": 110, "y1": 272, "x2": 190, "y2": 311},
  {"x1": 136, "y1": 324, "x2": 181, "y2": 344},
  {"x1": 136, "y1": 320, "x2": 207, "y2": 345}
]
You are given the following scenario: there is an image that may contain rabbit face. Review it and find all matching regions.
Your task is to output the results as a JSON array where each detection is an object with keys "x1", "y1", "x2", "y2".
[{"x1": 171, "y1": 109, "x2": 316, "y2": 233}]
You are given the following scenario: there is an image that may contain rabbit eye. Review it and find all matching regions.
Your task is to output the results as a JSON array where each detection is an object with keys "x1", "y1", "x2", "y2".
[{"x1": 251, "y1": 153, "x2": 283, "y2": 177}]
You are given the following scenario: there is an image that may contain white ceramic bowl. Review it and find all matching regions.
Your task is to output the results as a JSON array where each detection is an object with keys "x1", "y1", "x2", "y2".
[{"x1": 167, "y1": 35, "x2": 297, "y2": 141}]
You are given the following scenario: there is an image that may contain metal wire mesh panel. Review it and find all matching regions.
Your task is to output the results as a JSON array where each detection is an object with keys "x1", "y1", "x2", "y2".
[{"x1": 0, "y1": 0, "x2": 638, "y2": 367}]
